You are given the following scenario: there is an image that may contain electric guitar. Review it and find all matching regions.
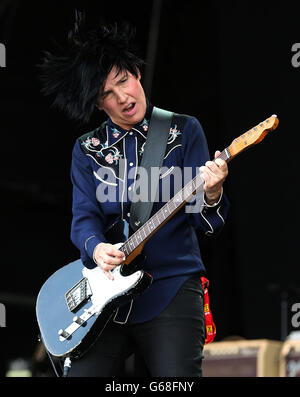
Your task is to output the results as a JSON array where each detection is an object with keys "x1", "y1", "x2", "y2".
[{"x1": 36, "y1": 115, "x2": 279, "y2": 360}]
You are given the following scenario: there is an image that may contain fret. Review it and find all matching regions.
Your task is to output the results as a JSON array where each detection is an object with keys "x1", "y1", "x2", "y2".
[
  {"x1": 214, "y1": 147, "x2": 231, "y2": 163},
  {"x1": 147, "y1": 222, "x2": 151, "y2": 236},
  {"x1": 129, "y1": 239, "x2": 135, "y2": 250},
  {"x1": 122, "y1": 244, "x2": 129, "y2": 257},
  {"x1": 195, "y1": 173, "x2": 203, "y2": 189},
  {"x1": 141, "y1": 225, "x2": 147, "y2": 239},
  {"x1": 167, "y1": 202, "x2": 171, "y2": 214},
  {"x1": 179, "y1": 189, "x2": 185, "y2": 202},
  {"x1": 155, "y1": 212, "x2": 160, "y2": 225},
  {"x1": 174, "y1": 194, "x2": 182, "y2": 206},
  {"x1": 224, "y1": 148, "x2": 231, "y2": 160},
  {"x1": 134, "y1": 233, "x2": 138, "y2": 248},
  {"x1": 220, "y1": 150, "x2": 227, "y2": 161},
  {"x1": 156, "y1": 211, "x2": 161, "y2": 223},
  {"x1": 149, "y1": 219, "x2": 154, "y2": 231},
  {"x1": 122, "y1": 242, "x2": 128, "y2": 256},
  {"x1": 171, "y1": 195, "x2": 179, "y2": 206},
  {"x1": 184, "y1": 182, "x2": 194, "y2": 200},
  {"x1": 136, "y1": 231, "x2": 141, "y2": 242},
  {"x1": 192, "y1": 178, "x2": 196, "y2": 192},
  {"x1": 164, "y1": 205, "x2": 169, "y2": 217},
  {"x1": 159, "y1": 210, "x2": 164, "y2": 223}
]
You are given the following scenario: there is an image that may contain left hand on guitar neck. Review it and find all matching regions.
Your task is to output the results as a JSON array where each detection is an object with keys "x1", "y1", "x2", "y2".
[{"x1": 199, "y1": 150, "x2": 228, "y2": 206}]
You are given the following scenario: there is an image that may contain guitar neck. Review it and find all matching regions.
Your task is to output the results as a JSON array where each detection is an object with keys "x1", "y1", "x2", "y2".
[
  {"x1": 119, "y1": 113, "x2": 279, "y2": 258},
  {"x1": 119, "y1": 147, "x2": 231, "y2": 258}
]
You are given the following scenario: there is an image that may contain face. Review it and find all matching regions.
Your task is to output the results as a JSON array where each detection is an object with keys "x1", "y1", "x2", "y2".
[{"x1": 97, "y1": 66, "x2": 147, "y2": 130}]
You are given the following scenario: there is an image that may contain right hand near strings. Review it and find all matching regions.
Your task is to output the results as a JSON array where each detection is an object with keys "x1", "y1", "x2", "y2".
[{"x1": 93, "y1": 242, "x2": 125, "y2": 280}]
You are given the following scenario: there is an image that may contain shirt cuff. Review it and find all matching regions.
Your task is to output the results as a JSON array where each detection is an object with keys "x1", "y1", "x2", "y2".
[
  {"x1": 203, "y1": 188, "x2": 223, "y2": 207},
  {"x1": 84, "y1": 235, "x2": 102, "y2": 261}
]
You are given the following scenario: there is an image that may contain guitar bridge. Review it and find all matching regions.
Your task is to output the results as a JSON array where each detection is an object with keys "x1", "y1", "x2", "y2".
[{"x1": 65, "y1": 277, "x2": 92, "y2": 312}]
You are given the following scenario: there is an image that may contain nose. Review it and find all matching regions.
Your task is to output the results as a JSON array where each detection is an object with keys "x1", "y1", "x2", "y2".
[{"x1": 116, "y1": 88, "x2": 127, "y2": 104}]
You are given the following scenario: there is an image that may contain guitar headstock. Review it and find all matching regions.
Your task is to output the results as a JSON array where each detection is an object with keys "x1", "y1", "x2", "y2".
[{"x1": 228, "y1": 115, "x2": 279, "y2": 159}]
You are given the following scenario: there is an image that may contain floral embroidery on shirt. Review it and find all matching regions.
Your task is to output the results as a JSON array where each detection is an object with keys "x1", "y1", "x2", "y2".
[
  {"x1": 139, "y1": 142, "x2": 146, "y2": 156},
  {"x1": 81, "y1": 136, "x2": 112, "y2": 161},
  {"x1": 111, "y1": 128, "x2": 121, "y2": 139},
  {"x1": 139, "y1": 118, "x2": 149, "y2": 132},
  {"x1": 103, "y1": 147, "x2": 123, "y2": 164},
  {"x1": 81, "y1": 136, "x2": 102, "y2": 150},
  {"x1": 91, "y1": 137, "x2": 100, "y2": 146},
  {"x1": 138, "y1": 123, "x2": 181, "y2": 157},
  {"x1": 168, "y1": 124, "x2": 181, "y2": 144}
]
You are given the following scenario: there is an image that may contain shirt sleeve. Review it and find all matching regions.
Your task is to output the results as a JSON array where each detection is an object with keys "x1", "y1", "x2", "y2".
[
  {"x1": 181, "y1": 116, "x2": 230, "y2": 236},
  {"x1": 70, "y1": 139, "x2": 107, "y2": 267}
]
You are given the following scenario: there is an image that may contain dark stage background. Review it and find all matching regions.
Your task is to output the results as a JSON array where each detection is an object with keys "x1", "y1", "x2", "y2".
[{"x1": 0, "y1": 0, "x2": 299, "y2": 376}]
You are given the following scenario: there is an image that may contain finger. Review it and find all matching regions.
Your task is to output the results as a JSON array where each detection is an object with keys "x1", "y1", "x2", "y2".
[
  {"x1": 214, "y1": 150, "x2": 222, "y2": 159},
  {"x1": 214, "y1": 157, "x2": 227, "y2": 170},
  {"x1": 100, "y1": 261, "x2": 115, "y2": 280},
  {"x1": 101, "y1": 258, "x2": 118, "y2": 269},
  {"x1": 199, "y1": 166, "x2": 208, "y2": 183},
  {"x1": 102, "y1": 253, "x2": 123, "y2": 265},
  {"x1": 205, "y1": 159, "x2": 227, "y2": 177},
  {"x1": 204, "y1": 161, "x2": 222, "y2": 178},
  {"x1": 105, "y1": 246, "x2": 125, "y2": 258},
  {"x1": 103, "y1": 269, "x2": 114, "y2": 280}
]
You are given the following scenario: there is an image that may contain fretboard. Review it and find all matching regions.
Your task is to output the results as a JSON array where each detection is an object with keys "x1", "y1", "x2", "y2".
[{"x1": 119, "y1": 147, "x2": 231, "y2": 258}]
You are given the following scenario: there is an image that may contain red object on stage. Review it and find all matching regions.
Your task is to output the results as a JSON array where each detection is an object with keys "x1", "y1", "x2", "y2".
[{"x1": 200, "y1": 277, "x2": 216, "y2": 344}]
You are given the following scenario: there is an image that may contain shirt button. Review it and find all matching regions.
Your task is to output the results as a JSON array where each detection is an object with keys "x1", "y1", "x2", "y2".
[
  {"x1": 129, "y1": 131, "x2": 133, "y2": 136},
  {"x1": 129, "y1": 162, "x2": 134, "y2": 166},
  {"x1": 127, "y1": 213, "x2": 131, "y2": 217},
  {"x1": 128, "y1": 186, "x2": 132, "y2": 191}
]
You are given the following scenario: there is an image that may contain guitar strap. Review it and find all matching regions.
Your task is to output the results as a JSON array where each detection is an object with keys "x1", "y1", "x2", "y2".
[{"x1": 129, "y1": 106, "x2": 173, "y2": 232}]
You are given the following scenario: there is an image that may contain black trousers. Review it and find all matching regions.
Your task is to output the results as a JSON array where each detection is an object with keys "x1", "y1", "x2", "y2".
[{"x1": 67, "y1": 275, "x2": 205, "y2": 377}]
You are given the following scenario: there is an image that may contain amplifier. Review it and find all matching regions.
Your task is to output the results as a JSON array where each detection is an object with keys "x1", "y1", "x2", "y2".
[
  {"x1": 279, "y1": 340, "x2": 300, "y2": 376},
  {"x1": 202, "y1": 339, "x2": 282, "y2": 377}
]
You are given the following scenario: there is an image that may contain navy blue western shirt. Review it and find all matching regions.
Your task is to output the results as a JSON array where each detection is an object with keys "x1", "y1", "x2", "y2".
[{"x1": 70, "y1": 104, "x2": 230, "y2": 324}]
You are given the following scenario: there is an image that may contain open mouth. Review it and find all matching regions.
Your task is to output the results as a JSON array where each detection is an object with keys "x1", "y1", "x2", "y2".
[{"x1": 123, "y1": 102, "x2": 136, "y2": 115}]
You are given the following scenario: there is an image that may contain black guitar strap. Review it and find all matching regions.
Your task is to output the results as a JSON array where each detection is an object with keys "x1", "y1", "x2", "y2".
[{"x1": 129, "y1": 106, "x2": 173, "y2": 232}]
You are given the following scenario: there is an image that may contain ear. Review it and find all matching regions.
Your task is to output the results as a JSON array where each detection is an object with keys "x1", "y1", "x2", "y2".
[{"x1": 95, "y1": 103, "x2": 102, "y2": 111}]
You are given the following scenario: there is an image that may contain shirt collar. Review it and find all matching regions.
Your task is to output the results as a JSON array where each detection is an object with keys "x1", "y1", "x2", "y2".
[{"x1": 106, "y1": 101, "x2": 153, "y2": 147}]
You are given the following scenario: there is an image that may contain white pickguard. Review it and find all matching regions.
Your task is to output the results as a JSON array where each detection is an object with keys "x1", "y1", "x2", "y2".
[
  {"x1": 82, "y1": 264, "x2": 142, "y2": 314},
  {"x1": 58, "y1": 243, "x2": 142, "y2": 342}
]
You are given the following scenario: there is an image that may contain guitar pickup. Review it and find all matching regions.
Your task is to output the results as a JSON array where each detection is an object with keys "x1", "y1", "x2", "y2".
[
  {"x1": 58, "y1": 329, "x2": 70, "y2": 340},
  {"x1": 58, "y1": 304, "x2": 97, "y2": 343},
  {"x1": 65, "y1": 277, "x2": 92, "y2": 312},
  {"x1": 73, "y1": 315, "x2": 85, "y2": 325}
]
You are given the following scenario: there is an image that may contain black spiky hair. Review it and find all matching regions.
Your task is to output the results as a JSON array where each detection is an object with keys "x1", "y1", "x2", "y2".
[{"x1": 38, "y1": 11, "x2": 145, "y2": 124}]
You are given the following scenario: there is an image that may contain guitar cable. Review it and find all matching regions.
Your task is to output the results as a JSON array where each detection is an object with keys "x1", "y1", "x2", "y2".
[
  {"x1": 38, "y1": 334, "x2": 71, "y2": 377},
  {"x1": 62, "y1": 357, "x2": 72, "y2": 377}
]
